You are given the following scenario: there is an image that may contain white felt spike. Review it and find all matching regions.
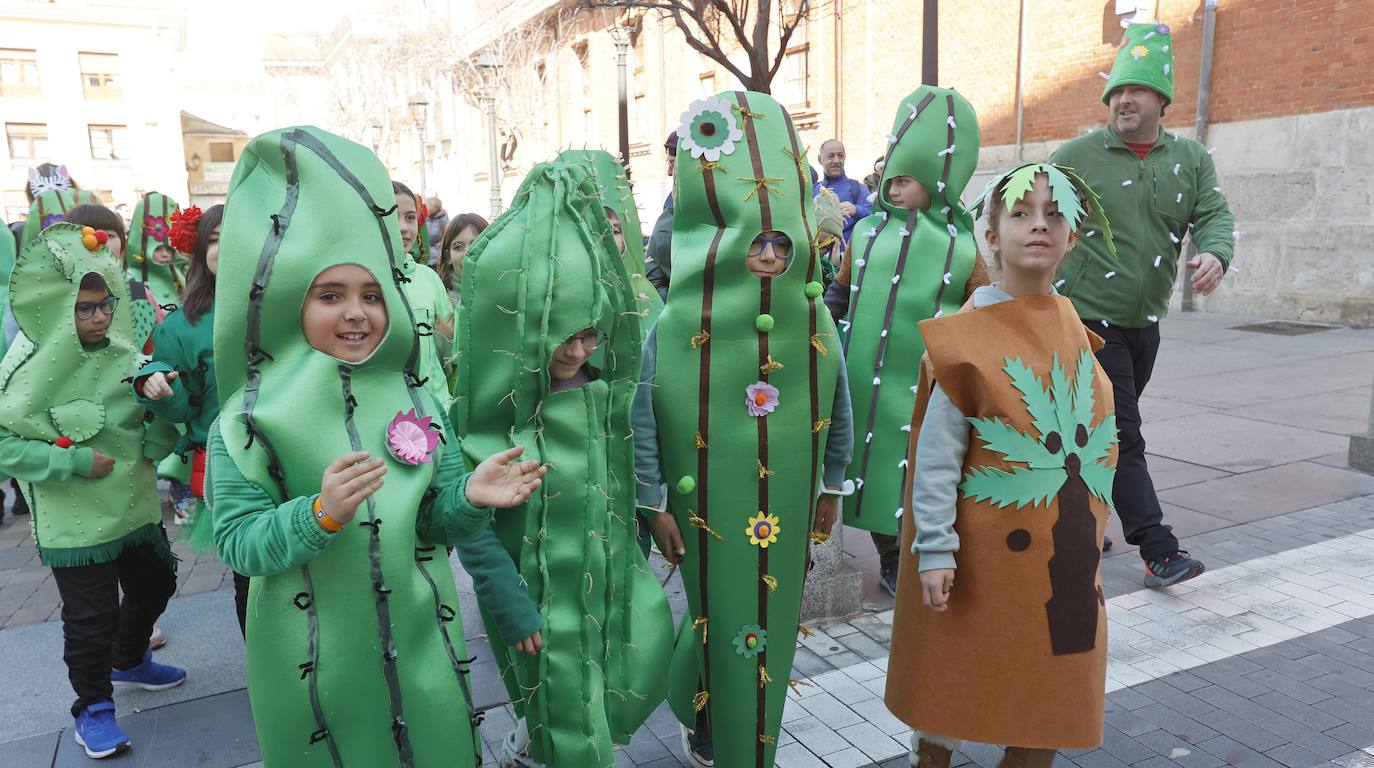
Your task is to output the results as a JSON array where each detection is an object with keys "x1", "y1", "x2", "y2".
[
  {"x1": 947, "y1": 223, "x2": 959, "y2": 238},
  {"x1": 933, "y1": 309, "x2": 943, "y2": 318},
  {"x1": 855, "y1": 478, "x2": 865, "y2": 488},
  {"x1": 1173, "y1": 163, "x2": 1181, "y2": 175},
  {"x1": 943, "y1": 272, "x2": 952, "y2": 285},
  {"x1": 1169, "y1": 232, "x2": 1180, "y2": 244},
  {"x1": 878, "y1": 211, "x2": 889, "y2": 220},
  {"x1": 850, "y1": 284, "x2": 860, "y2": 293},
  {"x1": 899, "y1": 227, "x2": 911, "y2": 238},
  {"x1": 1098, "y1": 72, "x2": 1110, "y2": 80},
  {"x1": 947, "y1": 116, "x2": 957, "y2": 128},
  {"x1": 839, "y1": 319, "x2": 851, "y2": 330},
  {"x1": 865, "y1": 432, "x2": 873, "y2": 444},
  {"x1": 1122, "y1": 179, "x2": 1133, "y2": 186},
  {"x1": 899, "y1": 459, "x2": 909, "y2": 469},
  {"x1": 1105, "y1": 271, "x2": 1117, "y2": 279},
  {"x1": 908, "y1": 103, "x2": 919, "y2": 120},
  {"x1": 891, "y1": 275, "x2": 901, "y2": 285},
  {"x1": 1054, "y1": 279, "x2": 1066, "y2": 288},
  {"x1": 887, "y1": 133, "x2": 898, "y2": 144},
  {"x1": 910, "y1": 385, "x2": 919, "y2": 394},
  {"x1": 1176, "y1": 192, "x2": 1183, "y2": 203},
  {"x1": 864, "y1": 229, "x2": 877, "y2": 239},
  {"x1": 1147, "y1": 314, "x2": 1159, "y2": 323},
  {"x1": 941, "y1": 206, "x2": 951, "y2": 215},
  {"x1": 880, "y1": 329, "x2": 888, "y2": 338},
  {"x1": 1163, "y1": 64, "x2": 1170, "y2": 76},
  {"x1": 938, "y1": 144, "x2": 956, "y2": 157},
  {"x1": 1154, "y1": 255, "x2": 1163, "y2": 268},
  {"x1": 856, "y1": 258, "x2": 867, "y2": 267},
  {"x1": 900, "y1": 424, "x2": 912, "y2": 433},
  {"x1": 1143, "y1": 30, "x2": 1155, "y2": 40},
  {"x1": 1163, "y1": 44, "x2": 1170, "y2": 51},
  {"x1": 894, "y1": 508, "x2": 904, "y2": 519},
  {"x1": 873, "y1": 377, "x2": 881, "y2": 386},
  {"x1": 937, "y1": 181, "x2": 946, "y2": 192}
]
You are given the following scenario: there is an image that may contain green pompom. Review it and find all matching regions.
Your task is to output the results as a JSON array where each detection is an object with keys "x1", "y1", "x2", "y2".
[
  {"x1": 755, "y1": 314, "x2": 775, "y2": 333},
  {"x1": 804, "y1": 281, "x2": 823, "y2": 298},
  {"x1": 676, "y1": 476, "x2": 696, "y2": 494}
]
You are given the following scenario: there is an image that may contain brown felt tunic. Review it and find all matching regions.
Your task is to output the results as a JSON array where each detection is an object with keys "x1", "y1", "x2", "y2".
[{"x1": 885, "y1": 295, "x2": 1115, "y2": 749}]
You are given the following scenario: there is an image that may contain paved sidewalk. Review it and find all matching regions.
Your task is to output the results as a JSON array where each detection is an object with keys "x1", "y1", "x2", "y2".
[{"x1": 1, "y1": 310, "x2": 1372, "y2": 768}]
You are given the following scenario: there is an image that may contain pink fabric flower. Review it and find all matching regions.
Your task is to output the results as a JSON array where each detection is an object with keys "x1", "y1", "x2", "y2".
[
  {"x1": 386, "y1": 409, "x2": 440, "y2": 464},
  {"x1": 143, "y1": 216, "x2": 169, "y2": 243},
  {"x1": 745, "y1": 382, "x2": 780, "y2": 417}
]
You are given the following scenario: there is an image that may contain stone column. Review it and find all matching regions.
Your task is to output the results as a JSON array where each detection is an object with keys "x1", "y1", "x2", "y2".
[
  {"x1": 1350, "y1": 375, "x2": 1374, "y2": 473},
  {"x1": 800, "y1": 522, "x2": 864, "y2": 622}
]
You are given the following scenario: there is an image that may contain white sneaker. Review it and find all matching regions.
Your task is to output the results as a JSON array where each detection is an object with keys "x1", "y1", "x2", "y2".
[{"x1": 680, "y1": 724, "x2": 715, "y2": 767}]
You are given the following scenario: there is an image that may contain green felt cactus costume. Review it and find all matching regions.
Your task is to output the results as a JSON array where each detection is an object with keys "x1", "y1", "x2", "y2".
[
  {"x1": 128, "y1": 192, "x2": 185, "y2": 305},
  {"x1": 653, "y1": 92, "x2": 840, "y2": 766},
  {"x1": 839, "y1": 86, "x2": 982, "y2": 536},
  {"x1": 210, "y1": 126, "x2": 533, "y2": 767},
  {"x1": 19, "y1": 189, "x2": 102, "y2": 245},
  {"x1": 0, "y1": 223, "x2": 177, "y2": 567},
  {"x1": 396, "y1": 192, "x2": 454, "y2": 405},
  {"x1": 0, "y1": 227, "x2": 14, "y2": 362},
  {"x1": 455, "y1": 159, "x2": 673, "y2": 767},
  {"x1": 558, "y1": 149, "x2": 665, "y2": 330}
]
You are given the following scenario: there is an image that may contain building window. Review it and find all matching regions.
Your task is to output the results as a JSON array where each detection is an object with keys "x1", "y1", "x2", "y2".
[
  {"x1": 779, "y1": 45, "x2": 809, "y2": 108},
  {"x1": 209, "y1": 142, "x2": 235, "y2": 162},
  {"x1": 78, "y1": 52, "x2": 122, "y2": 100},
  {"x1": 88, "y1": 124, "x2": 130, "y2": 160},
  {"x1": 6, "y1": 123, "x2": 48, "y2": 160},
  {"x1": 0, "y1": 49, "x2": 40, "y2": 98}
]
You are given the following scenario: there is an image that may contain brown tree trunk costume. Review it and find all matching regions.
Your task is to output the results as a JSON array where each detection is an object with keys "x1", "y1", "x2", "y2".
[{"x1": 885, "y1": 295, "x2": 1115, "y2": 749}]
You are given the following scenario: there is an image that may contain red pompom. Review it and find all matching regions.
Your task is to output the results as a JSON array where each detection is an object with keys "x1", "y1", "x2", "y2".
[
  {"x1": 168, "y1": 206, "x2": 203, "y2": 254},
  {"x1": 54, "y1": 436, "x2": 74, "y2": 449},
  {"x1": 93, "y1": 230, "x2": 109, "y2": 245}
]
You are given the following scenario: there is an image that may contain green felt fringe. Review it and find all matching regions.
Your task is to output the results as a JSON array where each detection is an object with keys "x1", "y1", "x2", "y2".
[{"x1": 38, "y1": 522, "x2": 179, "y2": 573}]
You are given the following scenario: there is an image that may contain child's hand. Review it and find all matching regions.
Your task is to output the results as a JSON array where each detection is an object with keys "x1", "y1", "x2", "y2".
[
  {"x1": 920, "y1": 569, "x2": 955, "y2": 612},
  {"x1": 139, "y1": 371, "x2": 180, "y2": 400},
  {"x1": 91, "y1": 450, "x2": 116, "y2": 478},
  {"x1": 514, "y1": 630, "x2": 543, "y2": 656},
  {"x1": 319, "y1": 451, "x2": 387, "y2": 527},
  {"x1": 813, "y1": 489, "x2": 841, "y2": 535},
  {"x1": 645, "y1": 511, "x2": 685, "y2": 565},
  {"x1": 467, "y1": 446, "x2": 547, "y2": 508}
]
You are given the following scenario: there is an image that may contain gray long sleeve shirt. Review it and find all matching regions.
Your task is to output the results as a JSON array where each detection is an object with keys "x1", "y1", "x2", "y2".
[
  {"x1": 912, "y1": 284, "x2": 1052, "y2": 571},
  {"x1": 632, "y1": 321, "x2": 854, "y2": 509}
]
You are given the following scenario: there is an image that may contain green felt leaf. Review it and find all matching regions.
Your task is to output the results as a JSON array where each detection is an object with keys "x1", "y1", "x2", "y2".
[
  {"x1": 1070, "y1": 349, "x2": 1097, "y2": 429},
  {"x1": 960, "y1": 465, "x2": 1067, "y2": 509},
  {"x1": 1004, "y1": 356, "x2": 1057, "y2": 441},
  {"x1": 1078, "y1": 414, "x2": 1117, "y2": 467},
  {"x1": 1049, "y1": 352, "x2": 1076, "y2": 445},
  {"x1": 1000, "y1": 164, "x2": 1040, "y2": 211},
  {"x1": 1079, "y1": 459, "x2": 1117, "y2": 504},
  {"x1": 967, "y1": 416, "x2": 1059, "y2": 468},
  {"x1": 1059, "y1": 165, "x2": 1119, "y2": 261},
  {"x1": 1043, "y1": 165, "x2": 1086, "y2": 231}
]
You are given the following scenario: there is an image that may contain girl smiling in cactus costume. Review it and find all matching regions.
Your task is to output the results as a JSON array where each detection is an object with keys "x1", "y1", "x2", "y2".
[
  {"x1": 209, "y1": 126, "x2": 546, "y2": 768},
  {"x1": 886, "y1": 164, "x2": 1118, "y2": 766},
  {"x1": 456, "y1": 159, "x2": 674, "y2": 768},
  {"x1": 633, "y1": 91, "x2": 853, "y2": 768}
]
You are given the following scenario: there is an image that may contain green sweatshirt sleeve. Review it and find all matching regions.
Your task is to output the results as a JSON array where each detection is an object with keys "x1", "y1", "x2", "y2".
[
  {"x1": 1188, "y1": 151, "x2": 1236, "y2": 268},
  {"x1": 415, "y1": 409, "x2": 494, "y2": 544},
  {"x1": 0, "y1": 426, "x2": 95, "y2": 481},
  {"x1": 133, "y1": 361, "x2": 195, "y2": 426},
  {"x1": 208, "y1": 427, "x2": 335, "y2": 576},
  {"x1": 632, "y1": 322, "x2": 665, "y2": 509}
]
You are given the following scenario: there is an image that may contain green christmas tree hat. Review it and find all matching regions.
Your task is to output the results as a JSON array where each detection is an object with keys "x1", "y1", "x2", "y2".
[{"x1": 1101, "y1": 21, "x2": 1175, "y2": 105}]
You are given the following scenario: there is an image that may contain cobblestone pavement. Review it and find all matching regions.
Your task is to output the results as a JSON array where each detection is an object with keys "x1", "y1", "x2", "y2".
[{"x1": 1, "y1": 311, "x2": 1372, "y2": 768}]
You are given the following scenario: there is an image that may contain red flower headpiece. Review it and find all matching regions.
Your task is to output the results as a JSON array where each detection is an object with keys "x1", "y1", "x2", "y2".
[
  {"x1": 417, "y1": 197, "x2": 429, "y2": 228},
  {"x1": 168, "y1": 206, "x2": 203, "y2": 254}
]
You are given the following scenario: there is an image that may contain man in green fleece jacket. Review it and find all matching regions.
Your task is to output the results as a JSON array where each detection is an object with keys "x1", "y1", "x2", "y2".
[{"x1": 1052, "y1": 20, "x2": 1235, "y2": 588}]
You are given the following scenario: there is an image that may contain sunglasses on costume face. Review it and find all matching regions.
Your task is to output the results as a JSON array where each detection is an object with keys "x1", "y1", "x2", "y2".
[{"x1": 75, "y1": 297, "x2": 119, "y2": 320}]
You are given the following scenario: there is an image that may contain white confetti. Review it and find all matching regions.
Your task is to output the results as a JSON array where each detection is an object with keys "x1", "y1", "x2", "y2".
[
  {"x1": 1163, "y1": 64, "x2": 1170, "y2": 76},
  {"x1": 1122, "y1": 179, "x2": 1133, "y2": 186},
  {"x1": 865, "y1": 432, "x2": 873, "y2": 444},
  {"x1": 1173, "y1": 163, "x2": 1181, "y2": 175},
  {"x1": 1169, "y1": 749, "x2": 1190, "y2": 760},
  {"x1": 878, "y1": 211, "x2": 889, "y2": 220},
  {"x1": 1213, "y1": 186, "x2": 1221, "y2": 192},
  {"x1": 910, "y1": 385, "x2": 919, "y2": 394},
  {"x1": 1105, "y1": 271, "x2": 1116, "y2": 279},
  {"x1": 1054, "y1": 279, "x2": 1066, "y2": 288},
  {"x1": 900, "y1": 424, "x2": 912, "y2": 433},
  {"x1": 1101, "y1": 320, "x2": 1110, "y2": 328},
  {"x1": 947, "y1": 224, "x2": 959, "y2": 238},
  {"x1": 938, "y1": 144, "x2": 956, "y2": 157},
  {"x1": 1154, "y1": 255, "x2": 1163, "y2": 268},
  {"x1": 1098, "y1": 71, "x2": 1111, "y2": 80},
  {"x1": 880, "y1": 329, "x2": 888, "y2": 338},
  {"x1": 855, "y1": 258, "x2": 867, "y2": 267},
  {"x1": 941, "y1": 206, "x2": 951, "y2": 215},
  {"x1": 1147, "y1": 314, "x2": 1159, "y2": 323},
  {"x1": 947, "y1": 116, "x2": 957, "y2": 128},
  {"x1": 891, "y1": 275, "x2": 901, "y2": 285},
  {"x1": 1208, "y1": 147, "x2": 1217, "y2": 155},
  {"x1": 1232, "y1": 230, "x2": 1241, "y2": 240},
  {"x1": 943, "y1": 272, "x2": 952, "y2": 285},
  {"x1": 1162, "y1": 44, "x2": 1169, "y2": 51},
  {"x1": 1169, "y1": 232, "x2": 1180, "y2": 244},
  {"x1": 894, "y1": 508, "x2": 904, "y2": 519},
  {"x1": 1085, "y1": 230, "x2": 1097, "y2": 238},
  {"x1": 1143, "y1": 30, "x2": 1155, "y2": 40},
  {"x1": 1230, "y1": 265, "x2": 1241, "y2": 273},
  {"x1": 864, "y1": 229, "x2": 877, "y2": 239},
  {"x1": 1176, "y1": 192, "x2": 1183, "y2": 203}
]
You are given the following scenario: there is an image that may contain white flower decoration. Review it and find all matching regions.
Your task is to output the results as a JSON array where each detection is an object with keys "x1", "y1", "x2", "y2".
[{"x1": 676, "y1": 97, "x2": 745, "y2": 162}]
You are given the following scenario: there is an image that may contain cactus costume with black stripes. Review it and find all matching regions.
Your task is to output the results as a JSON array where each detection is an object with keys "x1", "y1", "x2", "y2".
[
  {"x1": 455, "y1": 160, "x2": 673, "y2": 767},
  {"x1": 654, "y1": 91, "x2": 840, "y2": 766},
  {"x1": 211, "y1": 127, "x2": 498, "y2": 767},
  {"x1": 840, "y1": 86, "x2": 982, "y2": 536}
]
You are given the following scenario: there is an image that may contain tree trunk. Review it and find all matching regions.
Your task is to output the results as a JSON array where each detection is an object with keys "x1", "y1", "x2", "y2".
[{"x1": 1044, "y1": 455, "x2": 1100, "y2": 656}]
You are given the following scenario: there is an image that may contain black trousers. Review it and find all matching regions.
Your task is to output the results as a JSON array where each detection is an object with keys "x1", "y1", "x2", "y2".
[
  {"x1": 1087, "y1": 322, "x2": 1179, "y2": 562},
  {"x1": 233, "y1": 570, "x2": 249, "y2": 638},
  {"x1": 50, "y1": 537, "x2": 177, "y2": 716}
]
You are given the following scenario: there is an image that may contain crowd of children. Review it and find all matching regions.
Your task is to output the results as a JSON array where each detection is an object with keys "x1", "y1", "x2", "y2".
[{"x1": 0, "y1": 20, "x2": 1239, "y2": 768}]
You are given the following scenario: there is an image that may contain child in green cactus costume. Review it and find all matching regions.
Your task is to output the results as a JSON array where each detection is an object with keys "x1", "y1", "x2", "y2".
[
  {"x1": 633, "y1": 92, "x2": 854, "y2": 767},
  {"x1": 830, "y1": 87, "x2": 990, "y2": 581},
  {"x1": 19, "y1": 188, "x2": 101, "y2": 245},
  {"x1": 0, "y1": 223, "x2": 185, "y2": 758},
  {"x1": 209, "y1": 126, "x2": 546, "y2": 768},
  {"x1": 558, "y1": 149, "x2": 665, "y2": 330},
  {"x1": 393, "y1": 182, "x2": 455, "y2": 404},
  {"x1": 455, "y1": 159, "x2": 675, "y2": 768},
  {"x1": 127, "y1": 192, "x2": 185, "y2": 305}
]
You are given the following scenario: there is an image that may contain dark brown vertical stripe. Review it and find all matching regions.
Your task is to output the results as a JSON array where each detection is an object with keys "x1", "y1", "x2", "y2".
[
  {"x1": 698, "y1": 158, "x2": 728, "y2": 709},
  {"x1": 735, "y1": 92, "x2": 773, "y2": 231}
]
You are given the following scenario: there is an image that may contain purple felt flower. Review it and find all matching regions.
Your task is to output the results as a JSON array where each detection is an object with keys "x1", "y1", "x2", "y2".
[
  {"x1": 143, "y1": 216, "x2": 169, "y2": 243},
  {"x1": 1155, "y1": 22, "x2": 1170, "y2": 36},
  {"x1": 386, "y1": 408, "x2": 441, "y2": 464},
  {"x1": 745, "y1": 382, "x2": 780, "y2": 417}
]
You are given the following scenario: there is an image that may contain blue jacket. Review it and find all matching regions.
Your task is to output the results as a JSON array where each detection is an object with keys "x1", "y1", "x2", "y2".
[{"x1": 812, "y1": 174, "x2": 872, "y2": 242}]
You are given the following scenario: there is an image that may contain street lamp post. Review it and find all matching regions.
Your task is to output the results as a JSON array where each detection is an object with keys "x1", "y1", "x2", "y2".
[
  {"x1": 408, "y1": 93, "x2": 429, "y2": 197},
  {"x1": 476, "y1": 49, "x2": 504, "y2": 217},
  {"x1": 609, "y1": 21, "x2": 631, "y2": 176}
]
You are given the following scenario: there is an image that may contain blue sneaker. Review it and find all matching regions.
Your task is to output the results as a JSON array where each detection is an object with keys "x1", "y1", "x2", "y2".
[
  {"x1": 110, "y1": 651, "x2": 186, "y2": 691},
  {"x1": 73, "y1": 701, "x2": 130, "y2": 758}
]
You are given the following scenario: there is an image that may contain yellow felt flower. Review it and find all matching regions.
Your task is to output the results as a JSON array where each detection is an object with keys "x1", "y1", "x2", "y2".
[
  {"x1": 746, "y1": 512, "x2": 781, "y2": 548},
  {"x1": 1131, "y1": 45, "x2": 1150, "y2": 60}
]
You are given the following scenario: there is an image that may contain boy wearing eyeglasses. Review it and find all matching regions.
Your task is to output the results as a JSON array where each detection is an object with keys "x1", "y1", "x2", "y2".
[{"x1": 0, "y1": 224, "x2": 184, "y2": 759}]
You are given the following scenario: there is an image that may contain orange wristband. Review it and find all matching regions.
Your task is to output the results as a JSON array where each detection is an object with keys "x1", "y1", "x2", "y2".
[{"x1": 313, "y1": 496, "x2": 344, "y2": 533}]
